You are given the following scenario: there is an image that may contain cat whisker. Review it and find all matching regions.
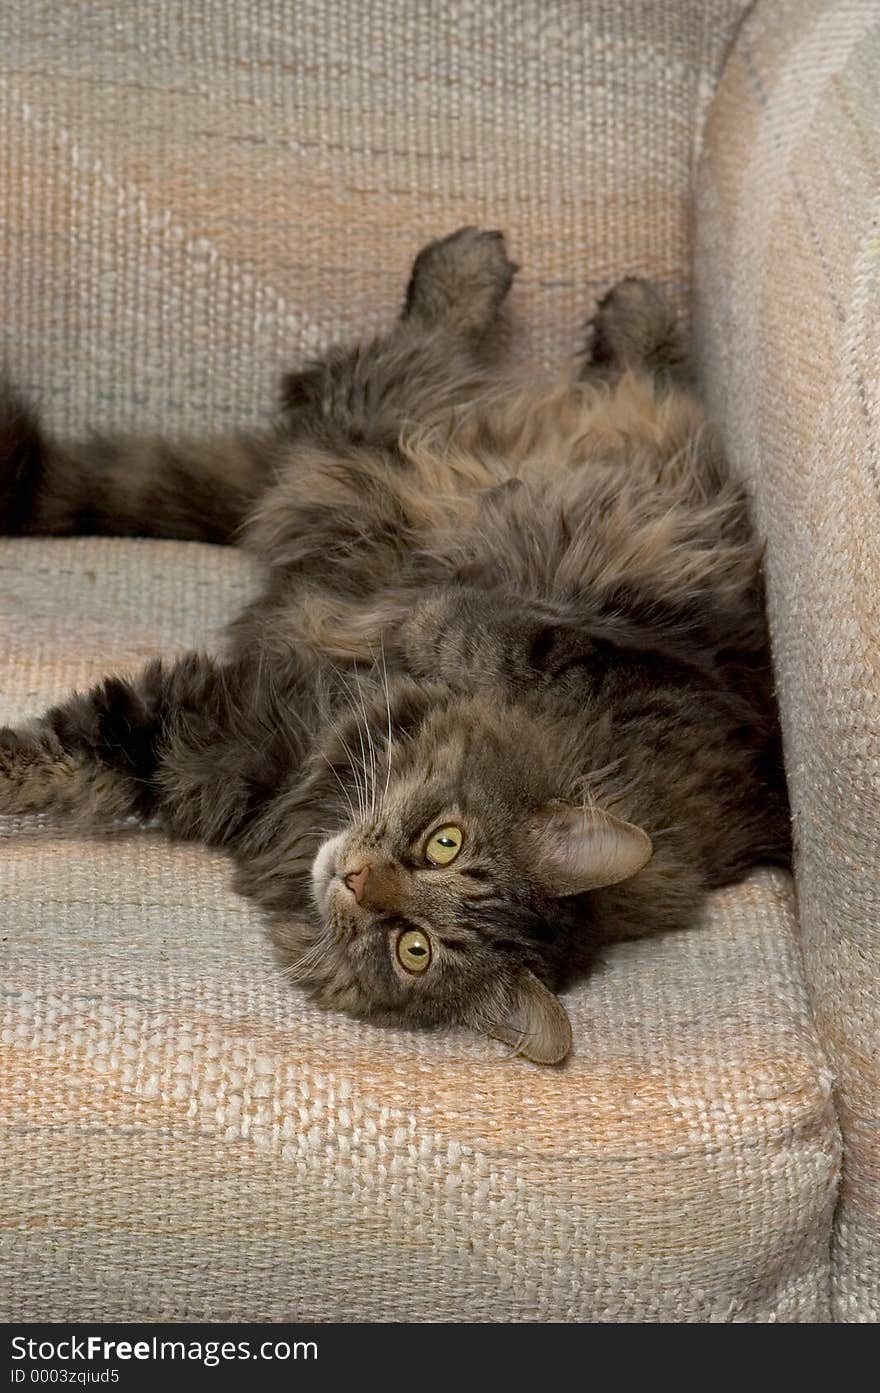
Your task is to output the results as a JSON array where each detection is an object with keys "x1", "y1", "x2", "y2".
[
  {"x1": 334, "y1": 726, "x2": 368, "y2": 820},
  {"x1": 314, "y1": 660, "x2": 378, "y2": 819},
  {"x1": 379, "y1": 635, "x2": 394, "y2": 805},
  {"x1": 327, "y1": 661, "x2": 373, "y2": 822},
  {"x1": 316, "y1": 750, "x2": 357, "y2": 823},
  {"x1": 365, "y1": 642, "x2": 390, "y2": 815},
  {"x1": 352, "y1": 661, "x2": 378, "y2": 819},
  {"x1": 282, "y1": 933, "x2": 336, "y2": 983}
]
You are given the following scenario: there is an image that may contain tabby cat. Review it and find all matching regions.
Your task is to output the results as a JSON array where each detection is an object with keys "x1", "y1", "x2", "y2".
[{"x1": 0, "y1": 228, "x2": 789, "y2": 1063}]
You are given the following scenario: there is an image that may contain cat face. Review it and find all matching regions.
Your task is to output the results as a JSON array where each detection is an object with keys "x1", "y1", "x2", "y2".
[{"x1": 277, "y1": 688, "x2": 652, "y2": 1064}]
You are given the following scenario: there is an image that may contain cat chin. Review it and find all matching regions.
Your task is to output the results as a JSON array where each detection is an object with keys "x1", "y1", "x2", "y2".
[{"x1": 310, "y1": 830, "x2": 349, "y2": 914}]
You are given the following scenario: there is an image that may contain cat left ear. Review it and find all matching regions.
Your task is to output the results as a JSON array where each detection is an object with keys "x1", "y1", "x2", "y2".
[
  {"x1": 485, "y1": 970, "x2": 572, "y2": 1065},
  {"x1": 528, "y1": 801, "x2": 652, "y2": 896}
]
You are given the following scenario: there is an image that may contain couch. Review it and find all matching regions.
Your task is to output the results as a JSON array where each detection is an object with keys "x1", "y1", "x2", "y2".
[{"x1": 1, "y1": 0, "x2": 876, "y2": 1322}]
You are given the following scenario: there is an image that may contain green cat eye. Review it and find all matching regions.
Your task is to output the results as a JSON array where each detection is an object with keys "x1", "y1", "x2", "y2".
[
  {"x1": 396, "y1": 928, "x2": 432, "y2": 974},
  {"x1": 425, "y1": 824, "x2": 464, "y2": 866}
]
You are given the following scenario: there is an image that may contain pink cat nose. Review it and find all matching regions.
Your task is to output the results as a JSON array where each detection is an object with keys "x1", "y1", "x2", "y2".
[{"x1": 344, "y1": 865, "x2": 371, "y2": 904}]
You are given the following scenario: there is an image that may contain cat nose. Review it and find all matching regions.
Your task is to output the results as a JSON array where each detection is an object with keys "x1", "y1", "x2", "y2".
[{"x1": 344, "y1": 865, "x2": 371, "y2": 904}]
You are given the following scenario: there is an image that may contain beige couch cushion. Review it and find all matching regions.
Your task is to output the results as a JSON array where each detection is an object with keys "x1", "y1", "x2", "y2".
[
  {"x1": 695, "y1": 0, "x2": 880, "y2": 1322},
  {"x1": 1, "y1": 539, "x2": 839, "y2": 1321}
]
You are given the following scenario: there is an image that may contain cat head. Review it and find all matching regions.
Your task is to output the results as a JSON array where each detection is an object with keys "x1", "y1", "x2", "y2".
[{"x1": 255, "y1": 681, "x2": 652, "y2": 1064}]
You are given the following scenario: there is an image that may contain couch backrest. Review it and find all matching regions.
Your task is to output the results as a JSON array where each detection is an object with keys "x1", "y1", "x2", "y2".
[
  {"x1": 695, "y1": 0, "x2": 880, "y2": 1323},
  {"x1": 1, "y1": 0, "x2": 749, "y2": 437}
]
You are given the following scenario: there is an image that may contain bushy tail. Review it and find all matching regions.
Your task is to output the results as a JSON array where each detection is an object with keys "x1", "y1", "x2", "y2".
[{"x1": 0, "y1": 385, "x2": 274, "y2": 544}]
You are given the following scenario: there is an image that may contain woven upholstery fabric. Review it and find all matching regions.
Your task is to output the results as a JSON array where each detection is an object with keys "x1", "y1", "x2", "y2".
[
  {"x1": 695, "y1": 0, "x2": 880, "y2": 1323},
  {"x1": 0, "y1": 541, "x2": 840, "y2": 1323},
  {"x1": 0, "y1": 0, "x2": 846, "y2": 1323}
]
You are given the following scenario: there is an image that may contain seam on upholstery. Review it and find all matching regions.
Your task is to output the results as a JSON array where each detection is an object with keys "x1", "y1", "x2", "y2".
[{"x1": 691, "y1": 0, "x2": 760, "y2": 182}]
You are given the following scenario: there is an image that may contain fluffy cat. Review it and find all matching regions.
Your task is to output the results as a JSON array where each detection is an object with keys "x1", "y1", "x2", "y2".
[{"x1": 0, "y1": 228, "x2": 789, "y2": 1063}]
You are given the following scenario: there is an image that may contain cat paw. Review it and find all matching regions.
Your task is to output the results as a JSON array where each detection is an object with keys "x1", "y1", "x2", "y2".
[
  {"x1": 585, "y1": 277, "x2": 682, "y2": 376},
  {"x1": 0, "y1": 726, "x2": 29, "y2": 815},
  {"x1": 0, "y1": 723, "x2": 63, "y2": 817},
  {"x1": 403, "y1": 227, "x2": 518, "y2": 336}
]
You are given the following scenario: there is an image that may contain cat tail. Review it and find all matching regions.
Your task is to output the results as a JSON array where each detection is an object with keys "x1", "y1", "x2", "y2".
[{"x1": 0, "y1": 383, "x2": 275, "y2": 544}]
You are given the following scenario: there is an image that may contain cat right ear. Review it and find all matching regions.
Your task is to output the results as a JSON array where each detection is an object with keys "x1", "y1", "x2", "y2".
[{"x1": 483, "y1": 970, "x2": 572, "y2": 1065}]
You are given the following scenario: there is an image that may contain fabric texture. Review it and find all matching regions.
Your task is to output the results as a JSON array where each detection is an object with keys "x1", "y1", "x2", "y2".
[
  {"x1": 0, "y1": 0, "x2": 862, "y2": 1322},
  {"x1": 695, "y1": 0, "x2": 880, "y2": 1324}
]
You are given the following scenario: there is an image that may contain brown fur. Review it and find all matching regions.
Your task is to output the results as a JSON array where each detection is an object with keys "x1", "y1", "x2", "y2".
[{"x1": 0, "y1": 229, "x2": 789, "y2": 1063}]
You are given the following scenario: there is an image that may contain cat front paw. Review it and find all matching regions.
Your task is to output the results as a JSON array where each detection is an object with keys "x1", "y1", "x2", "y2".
[{"x1": 0, "y1": 723, "x2": 67, "y2": 818}]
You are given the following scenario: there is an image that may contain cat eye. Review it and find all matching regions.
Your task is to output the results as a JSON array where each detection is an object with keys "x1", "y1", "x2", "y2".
[
  {"x1": 425, "y1": 824, "x2": 464, "y2": 866},
  {"x1": 396, "y1": 928, "x2": 432, "y2": 974}
]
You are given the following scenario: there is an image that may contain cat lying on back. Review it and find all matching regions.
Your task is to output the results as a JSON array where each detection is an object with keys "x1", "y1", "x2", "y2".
[{"x1": 0, "y1": 228, "x2": 789, "y2": 1063}]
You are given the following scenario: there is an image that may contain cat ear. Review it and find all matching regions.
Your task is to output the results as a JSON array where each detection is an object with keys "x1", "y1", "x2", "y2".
[
  {"x1": 529, "y1": 801, "x2": 652, "y2": 895},
  {"x1": 484, "y1": 970, "x2": 572, "y2": 1065}
]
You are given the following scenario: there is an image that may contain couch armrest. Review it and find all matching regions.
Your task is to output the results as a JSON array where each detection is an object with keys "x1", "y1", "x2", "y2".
[{"x1": 694, "y1": 0, "x2": 880, "y2": 1323}]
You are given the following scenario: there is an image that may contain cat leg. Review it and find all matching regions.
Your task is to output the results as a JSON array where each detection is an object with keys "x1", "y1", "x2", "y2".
[
  {"x1": 580, "y1": 277, "x2": 690, "y2": 387},
  {"x1": 400, "y1": 225, "x2": 517, "y2": 346},
  {"x1": 577, "y1": 278, "x2": 754, "y2": 570},
  {"x1": 2, "y1": 231, "x2": 515, "y2": 540},
  {"x1": 280, "y1": 227, "x2": 518, "y2": 442},
  {"x1": 0, "y1": 652, "x2": 310, "y2": 846}
]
